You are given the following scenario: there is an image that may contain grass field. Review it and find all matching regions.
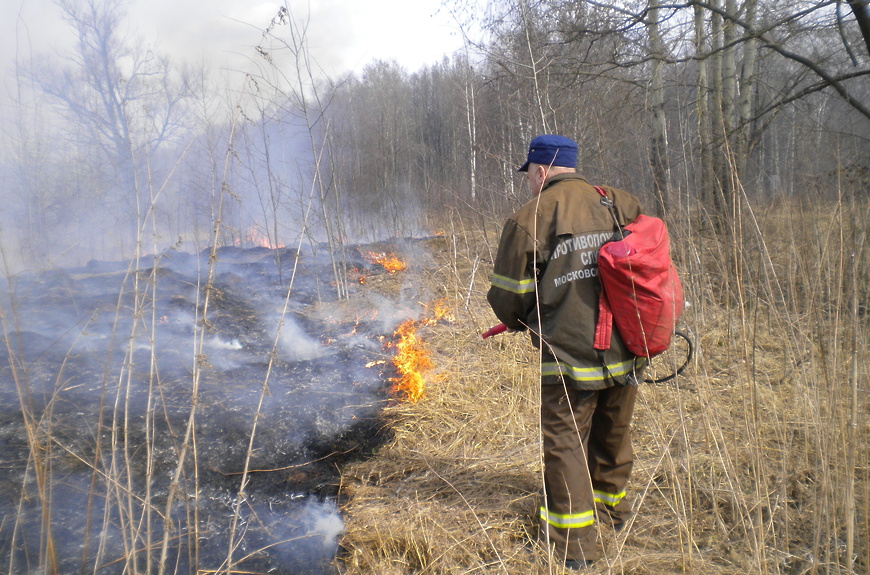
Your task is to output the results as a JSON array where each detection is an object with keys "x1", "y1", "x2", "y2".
[{"x1": 1, "y1": 196, "x2": 866, "y2": 574}]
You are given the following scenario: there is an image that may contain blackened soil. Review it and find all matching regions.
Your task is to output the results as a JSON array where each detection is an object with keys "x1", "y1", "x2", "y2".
[{"x1": 0, "y1": 240, "x2": 433, "y2": 575}]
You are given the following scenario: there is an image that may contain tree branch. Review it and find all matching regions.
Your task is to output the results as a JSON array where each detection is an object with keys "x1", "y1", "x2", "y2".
[
  {"x1": 691, "y1": 0, "x2": 870, "y2": 120},
  {"x1": 848, "y1": 0, "x2": 870, "y2": 56}
]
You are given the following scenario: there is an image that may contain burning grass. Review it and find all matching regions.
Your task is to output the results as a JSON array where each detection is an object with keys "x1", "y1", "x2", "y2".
[
  {"x1": 387, "y1": 319, "x2": 433, "y2": 403},
  {"x1": 0, "y1": 240, "x2": 440, "y2": 574},
  {"x1": 385, "y1": 299, "x2": 455, "y2": 403},
  {"x1": 1, "y1": 203, "x2": 866, "y2": 574},
  {"x1": 363, "y1": 250, "x2": 409, "y2": 274}
]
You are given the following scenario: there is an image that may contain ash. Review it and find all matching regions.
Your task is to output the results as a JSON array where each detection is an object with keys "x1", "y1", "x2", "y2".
[{"x1": 0, "y1": 241, "x2": 434, "y2": 574}]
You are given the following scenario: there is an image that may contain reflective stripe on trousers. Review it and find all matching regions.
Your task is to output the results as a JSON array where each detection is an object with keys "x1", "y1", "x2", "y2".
[
  {"x1": 593, "y1": 489, "x2": 626, "y2": 507},
  {"x1": 540, "y1": 507, "x2": 595, "y2": 529}
]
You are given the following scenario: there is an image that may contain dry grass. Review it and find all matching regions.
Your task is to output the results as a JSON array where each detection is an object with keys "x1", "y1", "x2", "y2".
[{"x1": 336, "y1": 198, "x2": 869, "y2": 575}]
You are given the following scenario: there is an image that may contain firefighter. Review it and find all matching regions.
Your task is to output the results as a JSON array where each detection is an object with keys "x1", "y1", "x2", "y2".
[{"x1": 487, "y1": 135, "x2": 645, "y2": 569}]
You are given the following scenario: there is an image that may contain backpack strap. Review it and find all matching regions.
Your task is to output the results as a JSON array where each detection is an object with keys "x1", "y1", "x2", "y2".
[
  {"x1": 594, "y1": 290, "x2": 613, "y2": 351},
  {"x1": 593, "y1": 185, "x2": 621, "y2": 383},
  {"x1": 594, "y1": 186, "x2": 624, "y2": 237},
  {"x1": 594, "y1": 290, "x2": 616, "y2": 383},
  {"x1": 593, "y1": 185, "x2": 618, "y2": 355}
]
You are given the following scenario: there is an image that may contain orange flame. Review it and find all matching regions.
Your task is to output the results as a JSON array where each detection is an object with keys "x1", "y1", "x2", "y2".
[
  {"x1": 364, "y1": 251, "x2": 407, "y2": 273},
  {"x1": 421, "y1": 298, "x2": 456, "y2": 326},
  {"x1": 347, "y1": 267, "x2": 368, "y2": 284},
  {"x1": 236, "y1": 226, "x2": 285, "y2": 249},
  {"x1": 385, "y1": 300, "x2": 455, "y2": 402},
  {"x1": 389, "y1": 319, "x2": 432, "y2": 403}
]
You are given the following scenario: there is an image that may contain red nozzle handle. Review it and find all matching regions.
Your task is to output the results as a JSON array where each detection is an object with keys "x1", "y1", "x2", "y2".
[{"x1": 481, "y1": 323, "x2": 508, "y2": 339}]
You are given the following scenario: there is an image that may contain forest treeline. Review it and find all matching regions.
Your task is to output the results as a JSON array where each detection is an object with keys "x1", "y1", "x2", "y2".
[
  {"x1": 3, "y1": 0, "x2": 870, "y2": 270},
  {"x1": 327, "y1": 0, "x2": 870, "y2": 233}
]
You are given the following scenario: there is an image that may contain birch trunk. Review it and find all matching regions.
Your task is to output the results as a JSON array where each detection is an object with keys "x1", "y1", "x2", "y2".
[
  {"x1": 709, "y1": 0, "x2": 728, "y2": 220},
  {"x1": 735, "y1": 0, "x2": 758, "y2": 179},
  {"x1": 648, "y1": 0, "x2": 670, "y2": 216},
  {"x1": 695, "y1": 3, "x2": 715, "y2": 209}
]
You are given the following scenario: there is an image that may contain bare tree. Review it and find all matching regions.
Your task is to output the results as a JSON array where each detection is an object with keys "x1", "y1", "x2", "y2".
[{"x1": 27, "y1": 0, "x2": 191, "y2": 257}]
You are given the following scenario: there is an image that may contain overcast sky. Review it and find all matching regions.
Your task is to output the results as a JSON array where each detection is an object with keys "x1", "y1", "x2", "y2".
[{"x1": 2, "y1": 0, "x2": 471, "y2": 89}]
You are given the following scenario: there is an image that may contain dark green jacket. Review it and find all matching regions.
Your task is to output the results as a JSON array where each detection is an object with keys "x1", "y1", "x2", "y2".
[{"x1": 487, "y1": 173, "x2": 646, "y2": 389}]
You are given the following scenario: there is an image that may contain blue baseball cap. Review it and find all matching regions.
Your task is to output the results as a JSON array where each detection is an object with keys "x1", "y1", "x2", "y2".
[{"x1": 518, "y1": 134, "x2": 579, "y2": 172}]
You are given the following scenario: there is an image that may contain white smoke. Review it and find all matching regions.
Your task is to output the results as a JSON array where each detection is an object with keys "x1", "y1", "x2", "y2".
[
  {"x1": 205, "y1": 336, "x2": 244, "y2": 370},
  {"x1": 307, "y1": 499, "x2": 345, "y2": 550},
  {"x1": 207, "y1": 336, "x2": 242, "y2": 351},
  {"x1": 276, "y1": 315, "x2": 326, "y2": 361}
]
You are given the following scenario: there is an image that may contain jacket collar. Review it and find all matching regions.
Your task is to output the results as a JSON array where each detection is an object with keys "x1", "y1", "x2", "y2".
[{"x1": 541, "y1": 172, "x2": 588, "y2": 194}]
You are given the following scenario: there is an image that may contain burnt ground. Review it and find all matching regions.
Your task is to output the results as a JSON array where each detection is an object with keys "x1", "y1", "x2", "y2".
[{"x1": 0, "y1": 238, "x2": 445, "y2": 574}]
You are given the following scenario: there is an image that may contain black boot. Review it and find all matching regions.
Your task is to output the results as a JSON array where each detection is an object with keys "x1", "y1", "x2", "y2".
[{"x1": 564, "y1": 558, "x2": 593, "y2": 570}]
